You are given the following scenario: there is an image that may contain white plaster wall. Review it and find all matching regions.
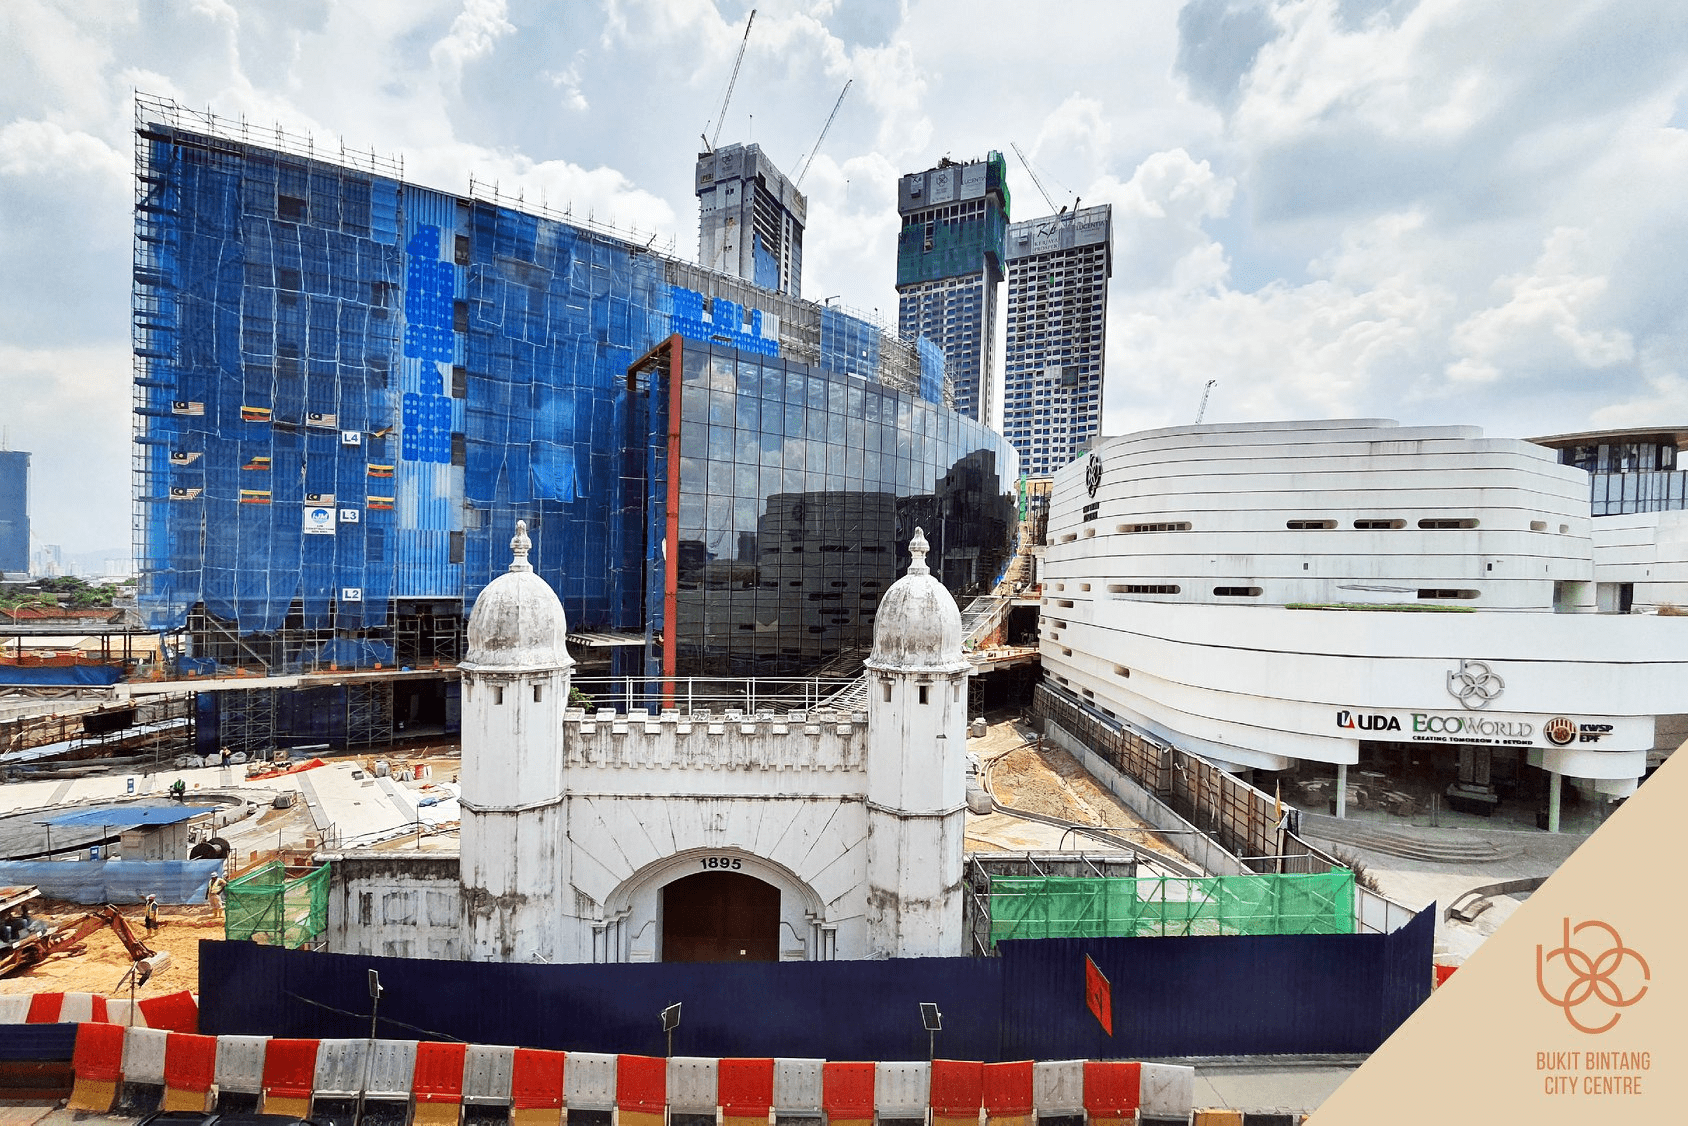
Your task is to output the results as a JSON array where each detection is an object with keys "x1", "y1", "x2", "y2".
[
  {"x1": 544, "y1": 710, "x2": 873, "y2": 962},
  {"x1": 326, "y1": 853, "x2": 462, "y2": 960},
  {"x1": 1592, "y1": 510, "x2": 1688, "y2": 609},
  {"x1": 563, "y1": 793, "x2": 868, "y2": 962}
]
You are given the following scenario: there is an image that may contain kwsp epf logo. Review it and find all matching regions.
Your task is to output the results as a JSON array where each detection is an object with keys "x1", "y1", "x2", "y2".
[{"x1": 1536, "y1": 918, "x2": 1649, "y2": 1034}]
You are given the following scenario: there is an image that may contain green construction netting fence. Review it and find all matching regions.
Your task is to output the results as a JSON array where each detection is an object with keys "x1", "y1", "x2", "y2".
[
  {"x1": 224, "y1": 861, "x2": 329, "y2": 948},
  {"x1": 988, "y1": 870, "x2": 1356, "y2": 947}
]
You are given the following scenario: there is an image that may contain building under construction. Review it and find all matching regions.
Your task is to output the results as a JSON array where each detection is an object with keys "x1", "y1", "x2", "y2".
[{"x1": 129, "y1": 96, "x2": 1018, "y2": 754}]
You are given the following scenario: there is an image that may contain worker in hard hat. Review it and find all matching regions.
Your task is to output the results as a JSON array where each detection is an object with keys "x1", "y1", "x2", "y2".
[
  {"x1": 143, "y1": 894, "x2": 159, "y2": 933},
  {"x1": 169, "y1": 778, "x2": 186, "y2": 801},
  {"x1": 207, "y1": 874, "x2": 226, "y2": 920}
]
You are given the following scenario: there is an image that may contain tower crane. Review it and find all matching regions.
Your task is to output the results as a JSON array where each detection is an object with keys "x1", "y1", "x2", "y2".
[
  {"x1": 1010, "y1": 141, "x2": 1059, "y2": 214},
  {"x1": 704, "y1": 9, "x2": 757, "y2": 152},
  {"x1": 796, "y1": 79, "x2": 852, "y2": 188},
  {"x1": 1195, "y1": 379, "x2": 1217, "y2": 424}
]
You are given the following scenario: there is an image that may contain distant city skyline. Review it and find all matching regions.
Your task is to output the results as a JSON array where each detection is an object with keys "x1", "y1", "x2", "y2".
[{"x1": 6, "y1": 1, "x2": 1688, "y2": 555}]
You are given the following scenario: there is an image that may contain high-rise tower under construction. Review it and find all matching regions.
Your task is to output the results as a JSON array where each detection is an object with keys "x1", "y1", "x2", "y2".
[
  {"x1": 895, "y1": 155, "x2": 1010, "y2": 425},
  {"x1": 1001, "y1": 205, "x2": 1113, "y2": 475}
]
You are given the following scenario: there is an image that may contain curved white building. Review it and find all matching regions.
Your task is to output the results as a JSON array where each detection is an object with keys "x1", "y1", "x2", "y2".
[{"x1": 1039, "y1": 420, "x2": 1688, "y2": 823}]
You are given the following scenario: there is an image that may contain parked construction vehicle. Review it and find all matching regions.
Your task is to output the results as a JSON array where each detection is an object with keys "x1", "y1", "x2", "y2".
[{"x1": 0, "y1": 885, "x2": 157, "y2": 978}]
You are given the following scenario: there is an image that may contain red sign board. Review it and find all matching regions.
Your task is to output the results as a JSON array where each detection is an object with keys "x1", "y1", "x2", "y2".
[{"x1": 1085, "y1": 953, "x2": 1113, "y2": 1035}]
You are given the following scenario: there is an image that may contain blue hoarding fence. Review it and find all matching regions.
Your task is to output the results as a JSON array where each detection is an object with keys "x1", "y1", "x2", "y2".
[{"x1": 199, "y1": 906, "x2": 1431, "y2": 1060}]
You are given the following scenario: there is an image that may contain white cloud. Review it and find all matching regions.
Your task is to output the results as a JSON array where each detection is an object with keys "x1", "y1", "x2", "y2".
[
  {"x1": 0, "y1": 120, "x2": 127, "y2": 182},
  {"x1": 431, "y1": 0, "x2": 515, "y2": 88}
]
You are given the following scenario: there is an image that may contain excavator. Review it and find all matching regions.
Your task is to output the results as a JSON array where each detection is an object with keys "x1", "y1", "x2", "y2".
[{"x1": 0, "y1": 888, "x2": 158, "y2": 978}]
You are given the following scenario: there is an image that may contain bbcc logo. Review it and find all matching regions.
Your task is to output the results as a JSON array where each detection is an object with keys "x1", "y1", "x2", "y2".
[
  {"x1": 1536, "y1": 917, "x2": 1649, "y2": 1034},
  {"x1": 1446, "y1": 658, "x2": 1505, "y2": 710}
]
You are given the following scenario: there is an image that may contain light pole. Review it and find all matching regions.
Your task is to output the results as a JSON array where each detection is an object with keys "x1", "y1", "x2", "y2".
[{"x1": 355, "y1": 969, "x2": 382, "y2": 1126}]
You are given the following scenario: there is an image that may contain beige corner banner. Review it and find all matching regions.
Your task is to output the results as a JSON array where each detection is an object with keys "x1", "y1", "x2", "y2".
[{"x1": 1309, "y1": 749, "x2": 1688, "y2": 1123}]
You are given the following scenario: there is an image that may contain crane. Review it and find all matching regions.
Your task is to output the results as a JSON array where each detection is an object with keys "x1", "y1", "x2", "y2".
[
  {"x1": 1195, "y1": 379, "x2": 1217, "y2": 423},
  {"x1": 796, "y1": 79, "x2": 852, "y2": 188},
  {"x1": 1010, "y1": 141, "x2": 1059, "y2": 214},
  {"x1": 705, "y1": 8, "x2": 757, "y2": 152}
]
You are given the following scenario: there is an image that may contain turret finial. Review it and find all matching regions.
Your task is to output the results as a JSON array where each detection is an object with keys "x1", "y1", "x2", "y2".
[
  {"x1": 907, "y1": 527, "x2": 930, "y2": 576},
  {"x1": 509, "y1": 520, "x2": 533, "y2": 572}
]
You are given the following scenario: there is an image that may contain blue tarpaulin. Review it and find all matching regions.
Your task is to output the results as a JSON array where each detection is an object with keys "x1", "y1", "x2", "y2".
[
  {"x1": 0, "y1": 860, "x2": 224, "y2": 905},
  {"x1": 0, "y1": 665, "x2": 123, "y2": 687},
  {"x1": 46, "y1": 804, "x2": 216, "y2": 829}
]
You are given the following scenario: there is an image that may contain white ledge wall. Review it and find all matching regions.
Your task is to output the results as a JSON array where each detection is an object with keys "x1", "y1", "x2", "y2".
[{"x1": 1040, "y1": 420, "x2": 1688, "y2": 786}]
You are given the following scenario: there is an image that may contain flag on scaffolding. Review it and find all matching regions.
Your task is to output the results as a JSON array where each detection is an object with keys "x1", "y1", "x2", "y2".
[
  {"x1": 306, "y1": 412, "x2": 338, "y2": 429},
  {"x1": 169, "y1": 487, "x2": 202, "y2": 500},
  {"x1": 367, "y1": 495, "x2": 395, "y2": 510},
  {"x1": 304, "y1": 492, "x2": 335, "y2": 505},
  {"x1": 241, "y1": 405, "x2": 272, "y2": 423},
  {"x1": 239, "y1": 490, "x2": 272, "y2": 505},
  {"x1": 168, "y1": 450, "x2": 201, "y2": 465},
  {"x1": 242, "y1": 455, "x2": 271, "y2": 471},
  {"x1": 367, "y1": 463, "x2": 394, "y2": 478},
  {"x1": 171, "y1": 401, "x2": 204, "y2": 416}
]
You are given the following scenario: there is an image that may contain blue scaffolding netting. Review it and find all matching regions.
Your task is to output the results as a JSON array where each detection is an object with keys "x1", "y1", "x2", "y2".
[{"x1": 132, "y1": 103, "x2": 965, "y2": 673}]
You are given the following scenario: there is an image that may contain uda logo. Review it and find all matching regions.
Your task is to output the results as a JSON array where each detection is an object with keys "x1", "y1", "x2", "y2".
[{"x1": 1336, "y1": 710, "x2": 1401, "y2": 732}]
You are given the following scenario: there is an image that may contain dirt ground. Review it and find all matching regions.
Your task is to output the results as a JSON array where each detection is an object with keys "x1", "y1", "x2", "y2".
[
  {"x1": 0, "y1": 901, "x2": 221, "y2": 998},
  {"x1": 968, "y1": 713, "x2": 1191, "y2": 863}
]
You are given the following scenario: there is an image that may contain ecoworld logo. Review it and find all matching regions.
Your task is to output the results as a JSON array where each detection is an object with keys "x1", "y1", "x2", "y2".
[
  {"x1": 1537, "y1": 917, "x2": 1650, "y2": 1034},
  {"x1": 1415, "y1": 713, "x2": 1534, "y2": 738}
]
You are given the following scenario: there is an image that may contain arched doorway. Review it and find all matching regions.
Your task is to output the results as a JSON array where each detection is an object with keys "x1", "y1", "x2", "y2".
[{"x1": 660, "y1": 870, "x2": 780, "y2": 962}]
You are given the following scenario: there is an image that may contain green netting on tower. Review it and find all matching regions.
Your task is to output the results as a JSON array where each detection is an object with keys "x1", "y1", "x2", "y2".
[
  {"x1": 224, "y1": 860, "x2": 329, "y2": 948},
  {"x1": 988, "y1": 871, "x2": 1356, "y2": 947},
  {"x1": 896, "y1": 205, "x2": 1008, "y2": 288}
]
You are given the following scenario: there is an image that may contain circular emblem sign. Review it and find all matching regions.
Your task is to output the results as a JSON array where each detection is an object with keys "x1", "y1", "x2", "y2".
[
  {"x1": 1446, "y1": 658, "x2": 1504, "y2": 710},
  {"x1": 1085, "y1": 455, "x2": 1103, "y2": 498},
  {"x1": 1543, "y1": 716, "x2": 1577, "y2": 746}
]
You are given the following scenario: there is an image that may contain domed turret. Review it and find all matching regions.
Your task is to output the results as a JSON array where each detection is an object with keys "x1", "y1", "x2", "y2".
[
  {"x1": 866, "y1": 528, "x2": 967, "y2": 673},
  {"x1": 464, "y1": 521, "x2": 574, "y2": 671}
]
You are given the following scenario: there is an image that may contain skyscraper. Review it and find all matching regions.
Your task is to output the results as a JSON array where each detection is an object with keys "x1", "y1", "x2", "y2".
[
  {"x1": 1001, "y1": 205, "x2": 1113, "y2": 475},
  {"x1": 895, "y1": 154, "x2": 1010, "y2": 423},
  {"x1": 695, "y1": 143, "x2": 805, "y2": 297},
  {"x1": 0, "y1": 450, "x2": 27, "y2": 577}
]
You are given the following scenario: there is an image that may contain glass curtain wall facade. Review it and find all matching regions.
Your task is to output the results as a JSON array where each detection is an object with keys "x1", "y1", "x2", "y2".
[
  {"x1": 651, "y1": 340, "x2": 1018, "y2": 675},
  {"x1": 1539, "y1": 431, "x2": 1688, "y2": 516}
]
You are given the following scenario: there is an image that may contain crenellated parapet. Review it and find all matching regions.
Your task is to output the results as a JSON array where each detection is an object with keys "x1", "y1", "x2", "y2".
[{"x1": 561, "y1": 708, "x2": 867, "y2": 774}]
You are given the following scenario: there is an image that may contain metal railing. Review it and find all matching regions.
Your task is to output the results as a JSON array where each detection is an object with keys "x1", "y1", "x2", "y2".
[{"x1": 571, "y1": 675, "x2": 863, "y2": 717}]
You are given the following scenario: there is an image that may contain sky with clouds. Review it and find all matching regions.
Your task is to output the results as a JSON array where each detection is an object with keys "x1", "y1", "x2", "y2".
[{"x1": 4, "y1": 0, "x2": 1688, "y2": 559}]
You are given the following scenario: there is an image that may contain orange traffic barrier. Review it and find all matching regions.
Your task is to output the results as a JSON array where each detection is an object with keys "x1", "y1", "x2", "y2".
[
  {"x1": 511, "y1": 1048, "x2": 566, "y2": 1126},
  {"x1": 822, "y1": 1061, "x2": 876, "y2": 1126},
  {"x1": 260, "y1": 1037, "x2": 320, "y2": 1117},
  {"x1": 69, "y1": 1022, "x2": 126, "y2": 1112},
  {"x1": 984, "y1": 1060, "x2": 1035, "y2": 1126},
  {"x1": 616, "y1": 1054, "x2": 666, "y2": 1126},
  {"x1": 1083, "y1": 1061, "x2": 1141, "y2": 1126},
  {"x1": 162, "y1": 1032, "x2": 218, "y2": 1112},
  {"x1": 719, "y1": 1057, "x2": 775, "y2": 1126}
]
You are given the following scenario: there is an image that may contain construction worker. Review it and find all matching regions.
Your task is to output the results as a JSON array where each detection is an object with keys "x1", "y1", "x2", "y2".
[
  {"x1": 220, "y1": 745, "x2": 232, "y2": 768},
  {"x1": 143, "y1": 894, "x2": 159, "y2": 933},
  {"x1": 207, "y1": 874, "x2": 226, "y2": 920},
  {"x1": 169, "y1": 777, "x2": 186, "y2": 801}
]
